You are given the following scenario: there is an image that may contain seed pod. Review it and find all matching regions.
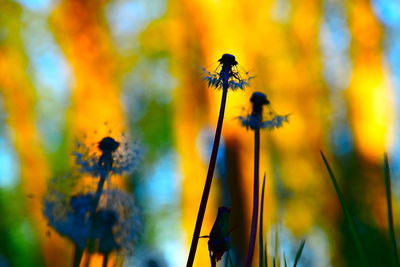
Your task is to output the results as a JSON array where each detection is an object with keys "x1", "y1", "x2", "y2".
[{"x1": 208, "y1": 207, "x2": 231, "y2": 265}]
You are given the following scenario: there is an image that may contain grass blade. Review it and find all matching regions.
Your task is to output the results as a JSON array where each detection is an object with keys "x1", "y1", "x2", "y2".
[
  {"x1": 292, "y1": 240, "x2": 305, "y2": 267},
  {"x1": 320, "y1": 151, "x2": 367, "y2": 267},
  {"x1": 245, "y1": 129, "x2": 261, "y2": 267},
  {"x1": 259, "y1": 173, "x2": 266, "y2": 267},
  {"x1": 384, "y1": 153, "x2": 399, "y2": 267}
]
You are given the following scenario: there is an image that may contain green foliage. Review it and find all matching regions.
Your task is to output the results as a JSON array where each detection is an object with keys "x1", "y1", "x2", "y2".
[
  {"x1": 0, "y1": 188, "x2": 43, "y2": 266},
  {"x1": 320, "y1": 151, "x2": 367, "y2": 267}
]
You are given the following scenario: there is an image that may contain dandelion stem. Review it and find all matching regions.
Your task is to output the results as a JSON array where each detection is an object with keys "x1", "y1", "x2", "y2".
[
  {"x1": 259, "y1": 173, "x2": 266, "y2": 267},
  {"x1": 186, "y1": 86, "x2": 228, "y2": 267},
  {"x1": 80, "y1": 172, "x2": 108, "y2": 267},
  {"x1": 383, "y1": 153, "x2": 399, "y2": 267},
  {"x1": 103, "y1": 253, "x2": 109, "y2": 267},
  {"x1": 94, "y1": 173, "x2": 107, "y2": 210},
  {"x1": 245, "y1": 128, "x2": 260, "y2": 267}
]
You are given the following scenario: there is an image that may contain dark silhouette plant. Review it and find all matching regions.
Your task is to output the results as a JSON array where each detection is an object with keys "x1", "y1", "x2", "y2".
[
  {"x1": 186, "y1": 54, "x2": 252, "y2": 267},
  {"x1": 238, "y1": 92, "x2": 288, "y2": 267},
  {"x1": 44, "y1": 134, "x2": 141, "y2": 267}
]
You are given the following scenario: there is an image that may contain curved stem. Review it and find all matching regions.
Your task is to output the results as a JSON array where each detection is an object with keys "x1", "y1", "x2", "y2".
[
  {"x1": 245, "y1": 128, "x2": 260, "y2": 267},
  {"x1": 186, "y1": 87, "x2": 228, "y2": 267}
]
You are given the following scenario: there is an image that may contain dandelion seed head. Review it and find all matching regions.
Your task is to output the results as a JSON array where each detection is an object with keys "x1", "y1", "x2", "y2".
[
  {"x1": 73, "y1": 134, "x2": 142, "y2": 177},
  {"x1": 43, "y1": 191, "x2": 93, "y2": 249},
  {"x1": 203, "y1": 54, "x2": 253, "y2": 91},
  {"x1": 250, "y1": 92, "x2": 270, "y2": 106},
  {"x1": 218, "y1": 54, "x2": 238, "y2": 67},
  {"x1": 91, "y1": 208, "x2": 120, "y2": 254},
  {"x1": 238, "y1": 91, "x2": 289, "y2": 130},
  {"x1": 98, "y1": 137, "x2": 120, "y2": 153},
  {"x1": 43, "y1": 189, "x2": 141, "y2": 254},
  {"x1": 96, "y1": 189, "x2": 141, "y2": 254}
]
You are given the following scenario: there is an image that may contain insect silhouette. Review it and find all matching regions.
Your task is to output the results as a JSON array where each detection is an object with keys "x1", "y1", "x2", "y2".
[{"x1": 200, "y1": 207, "x2": 231, "y2": 266}]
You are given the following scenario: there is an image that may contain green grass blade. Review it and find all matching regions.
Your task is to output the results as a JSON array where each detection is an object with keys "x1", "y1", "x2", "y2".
[
  {"x1": 259, "y1": 173, "x2": 266, "y2": 267},
  {"x1": 265, "y1": 243, "x2": 268, "y2": 267},
  {"x1": 292, "y1": 240, "x2": 305, "y2": 267},
  {"x1": 320, "y1": 151, "x2": 367, "y2": 267},
  {"x1": 384, "y1": 153, "x2": 400, "y2": 267}
]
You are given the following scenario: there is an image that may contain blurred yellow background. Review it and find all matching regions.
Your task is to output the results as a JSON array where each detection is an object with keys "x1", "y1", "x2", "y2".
[{"x1": 0, "y1": 0, "x2": 399, "y2": 266}]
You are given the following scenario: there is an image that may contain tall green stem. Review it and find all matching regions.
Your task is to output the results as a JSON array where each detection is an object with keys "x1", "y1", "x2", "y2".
[
  {"x1": 245, "y1": 128, "x2": 260, "y2": 267},
  {"x1": 186, "y1": 87, "x2": 228, "y2": 267}
]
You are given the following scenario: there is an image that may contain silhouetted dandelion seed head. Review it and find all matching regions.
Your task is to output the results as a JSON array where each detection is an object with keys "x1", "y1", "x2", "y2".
[
  {"x1": 218, "y1": 54, "x2": 238, "y2": 66},
  {"x1": 238, "y1": 92, "x2": 289, "y2": 130},
  {"x1": 43, "y1": 189, "x2": 141, "y2": 254},
  {"x1": 95, "y1": 189, "x2": 141, "y2": 254},
  {"x1": 73, "y1": 135, "x2": 142, "y2": 177},
  {"x1": 98, "y1": 137, "x2": 120, "y2": 153},
  {"x1": 203, "y1": 53, "x2": 253, "y2": 91}
]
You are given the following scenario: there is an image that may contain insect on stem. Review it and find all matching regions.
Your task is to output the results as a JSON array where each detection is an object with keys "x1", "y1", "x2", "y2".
[{"x1": 186, "y1": 54, "x2": 247, "y2": 267}]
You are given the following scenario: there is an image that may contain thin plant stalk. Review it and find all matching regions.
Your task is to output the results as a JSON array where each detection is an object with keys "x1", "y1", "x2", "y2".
[
  {"x1": 292, "y1": 240, "x2": 305, "y2": 267},
  {"x1": 259, "y1": 174, "x2": 266, "y2": 267},
  {"x1": 75, "y1": 172, "x2": 108, "y2": 267},
  {"x1": 186, "y1": 86, "x2": 228, "y2": 267},
  {"x1": 383, "y1": 153, "x2": 399, "y2": 267},
  {"x1": 103, "y1": 253, "x2": 109, "y2": 267},
  {"x1": 320, "y1": 151, "x2": 367, "y2": 267},
  {"x1": 72, "y1": 247, "x2": 84, "y2": 267},
  {"x1": 245, "y1": 128, "x2": 260, "y2": 267},
  {"x1": 93, "y1": 173, "x2": 107, "y2": 211}
]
